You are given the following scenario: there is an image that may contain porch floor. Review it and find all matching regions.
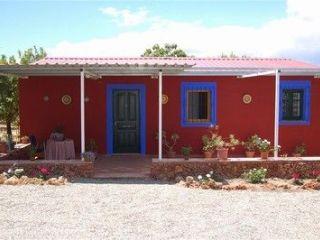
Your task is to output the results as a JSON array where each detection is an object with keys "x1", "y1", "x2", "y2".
[{"x1": 93, "y1": 154, "x2": 152, "y2": 179}]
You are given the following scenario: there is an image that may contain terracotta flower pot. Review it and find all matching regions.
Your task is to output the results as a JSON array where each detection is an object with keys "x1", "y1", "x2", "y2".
[
  {"x1": 260, "y1": 151, "x2": 269, "y2": 160},
  {"x1": 245, "y1": 151, "x2": 255, "y2": 158},
  {"x1": 217, "y1": 148, "x2": 229, "y2": 160},
  {"x1": 203, "y1": 150, "x2": 214, "y2": 159},
  {"x1": 0, "y1": 142, "x2": 7, "y2": 153},
  {"x1": 167, "y1": 151, "x2": 176, "y2": 158}
]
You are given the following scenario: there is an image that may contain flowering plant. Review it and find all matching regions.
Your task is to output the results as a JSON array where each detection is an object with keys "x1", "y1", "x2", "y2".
[
  {"x1": 202, "y1": 125, "x2": 239, "y2": 151},
  {"x1": 4, "y1": 165, "x2": 24, "y2": 179},
  {"x1": 197, "y1": 171, "x2": 214, "y2": 183},
  {"x1": 294, "y1": 143, "x2": 306, "y2": 156},
  {"x1": 243, "y1": 168, "x2": 267, "y2": 184},
  {"x1": 292, "y1": 172, "x2": 303, "y2": 185},
  {"x1": 256, "y1": 138, "x2": 280, "y2": 152},
  {"x1": 242, "y1": 134, "x2": 260, "y2": 151},
  {"x1": 37, "y1": 166, "x2": 50, "y2": 180}
]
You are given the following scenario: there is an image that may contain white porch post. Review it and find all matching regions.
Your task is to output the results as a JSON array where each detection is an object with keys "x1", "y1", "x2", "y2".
[
  {"x1": 80, "y1": 69, "x2": 85, "y2": 156},
  {"x1": 158, "y1": 70, "x2": 163, "y2": 160},
  {"x1": 274, "y1": 69, "x2": 280, "y2": 158}
]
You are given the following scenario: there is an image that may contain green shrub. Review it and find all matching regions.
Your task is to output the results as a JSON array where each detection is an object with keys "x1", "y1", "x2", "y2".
[{"x1": 243, "y1": 168, "x2": 267, "y2": 184}]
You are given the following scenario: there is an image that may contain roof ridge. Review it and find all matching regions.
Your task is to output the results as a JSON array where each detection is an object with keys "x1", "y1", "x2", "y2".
[{"x1": 44, "y1": 56, "x2": 294, "y2": 61}]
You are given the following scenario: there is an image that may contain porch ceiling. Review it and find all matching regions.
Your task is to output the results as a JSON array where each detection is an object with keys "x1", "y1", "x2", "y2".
[{"x1": 0, "y1": 64, "x2": 192, "y2": 77}]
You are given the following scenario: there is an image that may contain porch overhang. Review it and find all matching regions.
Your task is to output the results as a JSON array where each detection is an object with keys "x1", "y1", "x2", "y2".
[{"x1": 0, "y1": 63, "x2": 193, "y2": 77}]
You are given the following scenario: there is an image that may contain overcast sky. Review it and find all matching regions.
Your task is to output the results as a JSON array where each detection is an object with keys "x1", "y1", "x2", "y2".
[{"x1": 1, "y1": 0, "x2": 319, "y2": 64}]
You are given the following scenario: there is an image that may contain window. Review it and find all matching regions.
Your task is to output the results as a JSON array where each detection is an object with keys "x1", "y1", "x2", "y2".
[
  {"x1": 280, "y1": 81, "x2": 310, "y2": 125},
  {"x1": 181, "y1": 82, "x2": 216, "y2": 127}
]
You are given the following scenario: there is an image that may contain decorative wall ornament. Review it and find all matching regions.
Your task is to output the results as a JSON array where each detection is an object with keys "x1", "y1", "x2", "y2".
[
  {"x1": 85, "y1": 97, "x2": 90, "y2": 103},
  {"x1": 162, "y1": 94, "x2": 169, "y2": 104},
  {"x1": 43, "y1": 96, "x2": 49, "y2": 102},
  {"x1": 243, "y1": 94, "x2": 252, "y2": 104},
  {"x1": 61, "y1": 95, "x2": 72, "y2": 105}
]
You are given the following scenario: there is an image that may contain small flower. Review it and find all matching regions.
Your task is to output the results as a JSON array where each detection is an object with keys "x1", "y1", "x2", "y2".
[
  {"x1": 197, "y1": 175, "x2": 202, "y2": 180},
  {"x1": 206, "y1": 174, "x2": 211, "y2": 178},
  {"x1": 209, "y1": 171, "x2": 214, "y2": 175},
  {"x1": 292, "y1": 172, "x2": 300, "y2": 180}
]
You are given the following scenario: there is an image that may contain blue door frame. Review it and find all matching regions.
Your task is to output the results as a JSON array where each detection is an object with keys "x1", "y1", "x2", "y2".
[{"x1": 106, "y1": 84, "x2": 146, "y2": 154}]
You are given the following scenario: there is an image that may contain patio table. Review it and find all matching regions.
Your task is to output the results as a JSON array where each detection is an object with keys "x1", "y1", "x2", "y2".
[{"x1": 45, "y1": 139, "x2": 75, "y2": 160}]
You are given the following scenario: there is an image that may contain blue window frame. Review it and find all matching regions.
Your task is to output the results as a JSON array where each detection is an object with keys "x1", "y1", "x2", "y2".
[
  {"x1": 181, "y1": 82, "x2": 217, "y2": 127},
  {"x1": 279, "y1": 81, "x2": 310, "y2": 125}
]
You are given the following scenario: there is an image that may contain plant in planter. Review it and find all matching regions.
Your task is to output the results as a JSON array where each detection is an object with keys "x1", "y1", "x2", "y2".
[
  {"x1": 85, "y1": 139, "x2": 98, "y2": 160},
  {"x1": 242, "y1": 134, "x2": 259, "y2": 157},
  {"x1": 156, "y1": 131, "x2": 179, "y2": 158},
  {"x1": 213, "y1": 134, "x2": 240, "y2": 160},
  {"x1": 50, "y1": 124, "x2": 64, "y2": 141},
  {"x1": 293, "y1": 143, "x2": 306, "y2": 157},
  {"x1": 181, "y1": 146, "x2": 192, "y2": 160},
  {"x1": 256, "y1": 138, "x2": 280, "y2": 160},
  {"x1": 201, "y1": 125, "x2": 219, "y2": 158},
  {"x1": 82, "y1": 151, "x2": 96, "y2": 162}
]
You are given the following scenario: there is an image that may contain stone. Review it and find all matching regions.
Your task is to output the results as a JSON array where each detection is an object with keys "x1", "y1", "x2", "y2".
[
  {"x1": 0, "y1": 174, "x2": 7, "y2": 184},
  {"x1": 185, "y1": 176, "x2": 194, "y2": 184},
  {"x1": 4, "y1": 176, "x2": 19, "y2": 185},
  {"x1": 19, "y1": 176, "x2": 30, "y2": 184},
  {"x1": 302, "y1": 181, "x2": 320, "y2": 190},
  {"x1": 47, "y1": 178, "x2": 59, "y2": 185},
  {"x1": 175, "y1": 176, "x2": 184, "y2": 183}
]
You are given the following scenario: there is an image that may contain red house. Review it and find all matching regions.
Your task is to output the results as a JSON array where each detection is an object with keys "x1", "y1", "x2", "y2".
[{"x1": 1, "y1": 57, "x2": 320, "y2": 158}]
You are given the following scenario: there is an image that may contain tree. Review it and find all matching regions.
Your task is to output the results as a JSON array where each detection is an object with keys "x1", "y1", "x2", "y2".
[
  {"x1": 142, "y1": 43, "x2": 187, "y2": 57},
  {"x1": 0, "y1": 46, "x2": 46, "y2": 148}
]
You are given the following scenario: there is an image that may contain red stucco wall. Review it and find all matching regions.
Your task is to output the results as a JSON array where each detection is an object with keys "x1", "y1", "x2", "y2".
[{"x1": 19, "y1": 75, "x2": 319, "y2": 156}]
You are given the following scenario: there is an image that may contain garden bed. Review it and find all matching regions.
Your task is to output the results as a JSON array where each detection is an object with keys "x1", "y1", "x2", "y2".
[
  {"x1": 178, "y1": 177, "x2": 320, "y2": 191},
  {"x1": 0, "y1": 159, "x2": 94, "y2": 178},
  {"x1": 151, "y1": 157, "x2": 320, "y2": 180}
]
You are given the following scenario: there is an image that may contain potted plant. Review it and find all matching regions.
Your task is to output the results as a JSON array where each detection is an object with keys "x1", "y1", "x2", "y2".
[
  {"x1": 156, "y1": 131, "x2": 179, "y2": 158},
  {"x1": 214, "y1": 134, "x2": 240, "y2": 160},
  {"x1": 242, "y1": 134, "x2": 259, "y2": 157},
  {"x1": 181, "y1": 146, "x2": 192, "y2": 160},
  {"x1": 256, "y1": 138, "x2": 280, "y2": 160},
  {"x1": 293, "y1": 143, "x2": 306, "y2": 157},
  {"x1": 85, "y1": 138, "x2": 98, "y2": 159},
  {"x1": 82, "y1": 151, "x2": 96, "y2": 162},
  {"x1": 50, "y1": 124, "x2": 64, "y2": 141},
  {"x1": 201, "y1": 125, "x2": 219, "y2": 158}
]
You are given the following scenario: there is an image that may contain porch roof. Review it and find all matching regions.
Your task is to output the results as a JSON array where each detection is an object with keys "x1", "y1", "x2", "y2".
[{"x1": 0, "y1": 56, "x2": 320, "y2": 76}]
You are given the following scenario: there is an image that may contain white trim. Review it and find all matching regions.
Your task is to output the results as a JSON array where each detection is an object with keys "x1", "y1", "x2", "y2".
[
  {"x1": 238, "y1": 70, "x2": 277, "y2": 78},
  {"x1": 274, "y1": 70, "x2": 280, "y2": 158},
  {"x1": 80, "y1": 69, "x2": 85, "y2": 156},
  {"x1": 158, "y1": 70, "x2": 163, "y2": 160}
]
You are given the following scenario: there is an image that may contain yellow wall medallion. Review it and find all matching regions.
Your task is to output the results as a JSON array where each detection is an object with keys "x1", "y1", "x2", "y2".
[
  {"x1": 243, "y1": 94, "x2": 252, "y2": 104},
  {"x1": 61, "y1": 95, "x2": 72, "y2": 105},
  {"x1": 162, "y1": 94, "x2": 169, "y2": 104}
]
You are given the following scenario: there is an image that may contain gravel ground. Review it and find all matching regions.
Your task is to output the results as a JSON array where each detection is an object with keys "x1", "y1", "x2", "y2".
[{"x1": 1, "y1": 179, "x2": 320, "y2": 240}]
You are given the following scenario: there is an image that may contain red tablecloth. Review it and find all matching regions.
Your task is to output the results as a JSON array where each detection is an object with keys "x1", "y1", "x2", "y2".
[{"x1": 45, "y1": 139, "x2": 75, "y2": 160}]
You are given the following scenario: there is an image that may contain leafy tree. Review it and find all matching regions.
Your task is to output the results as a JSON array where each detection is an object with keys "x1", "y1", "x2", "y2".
[
  {"x1": 142, "y1": 43, "x2": 187, "y2": 57},
  {"x1": 0, "y1": 46, "x2": 46, "y2": 148}
]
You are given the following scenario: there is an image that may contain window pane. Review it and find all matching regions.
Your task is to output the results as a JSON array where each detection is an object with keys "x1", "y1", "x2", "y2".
[
  {"x1": 282, "y1": 89, "x2": 304, "y2": 120},
  {"x1": 187, "y1": 91, "x2": 210, "y2": 122}
]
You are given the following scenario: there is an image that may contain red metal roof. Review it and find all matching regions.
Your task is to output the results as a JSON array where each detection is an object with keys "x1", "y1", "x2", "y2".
[{"x1": 34, "y1": 57, "x2": 319, "y2": 69}]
